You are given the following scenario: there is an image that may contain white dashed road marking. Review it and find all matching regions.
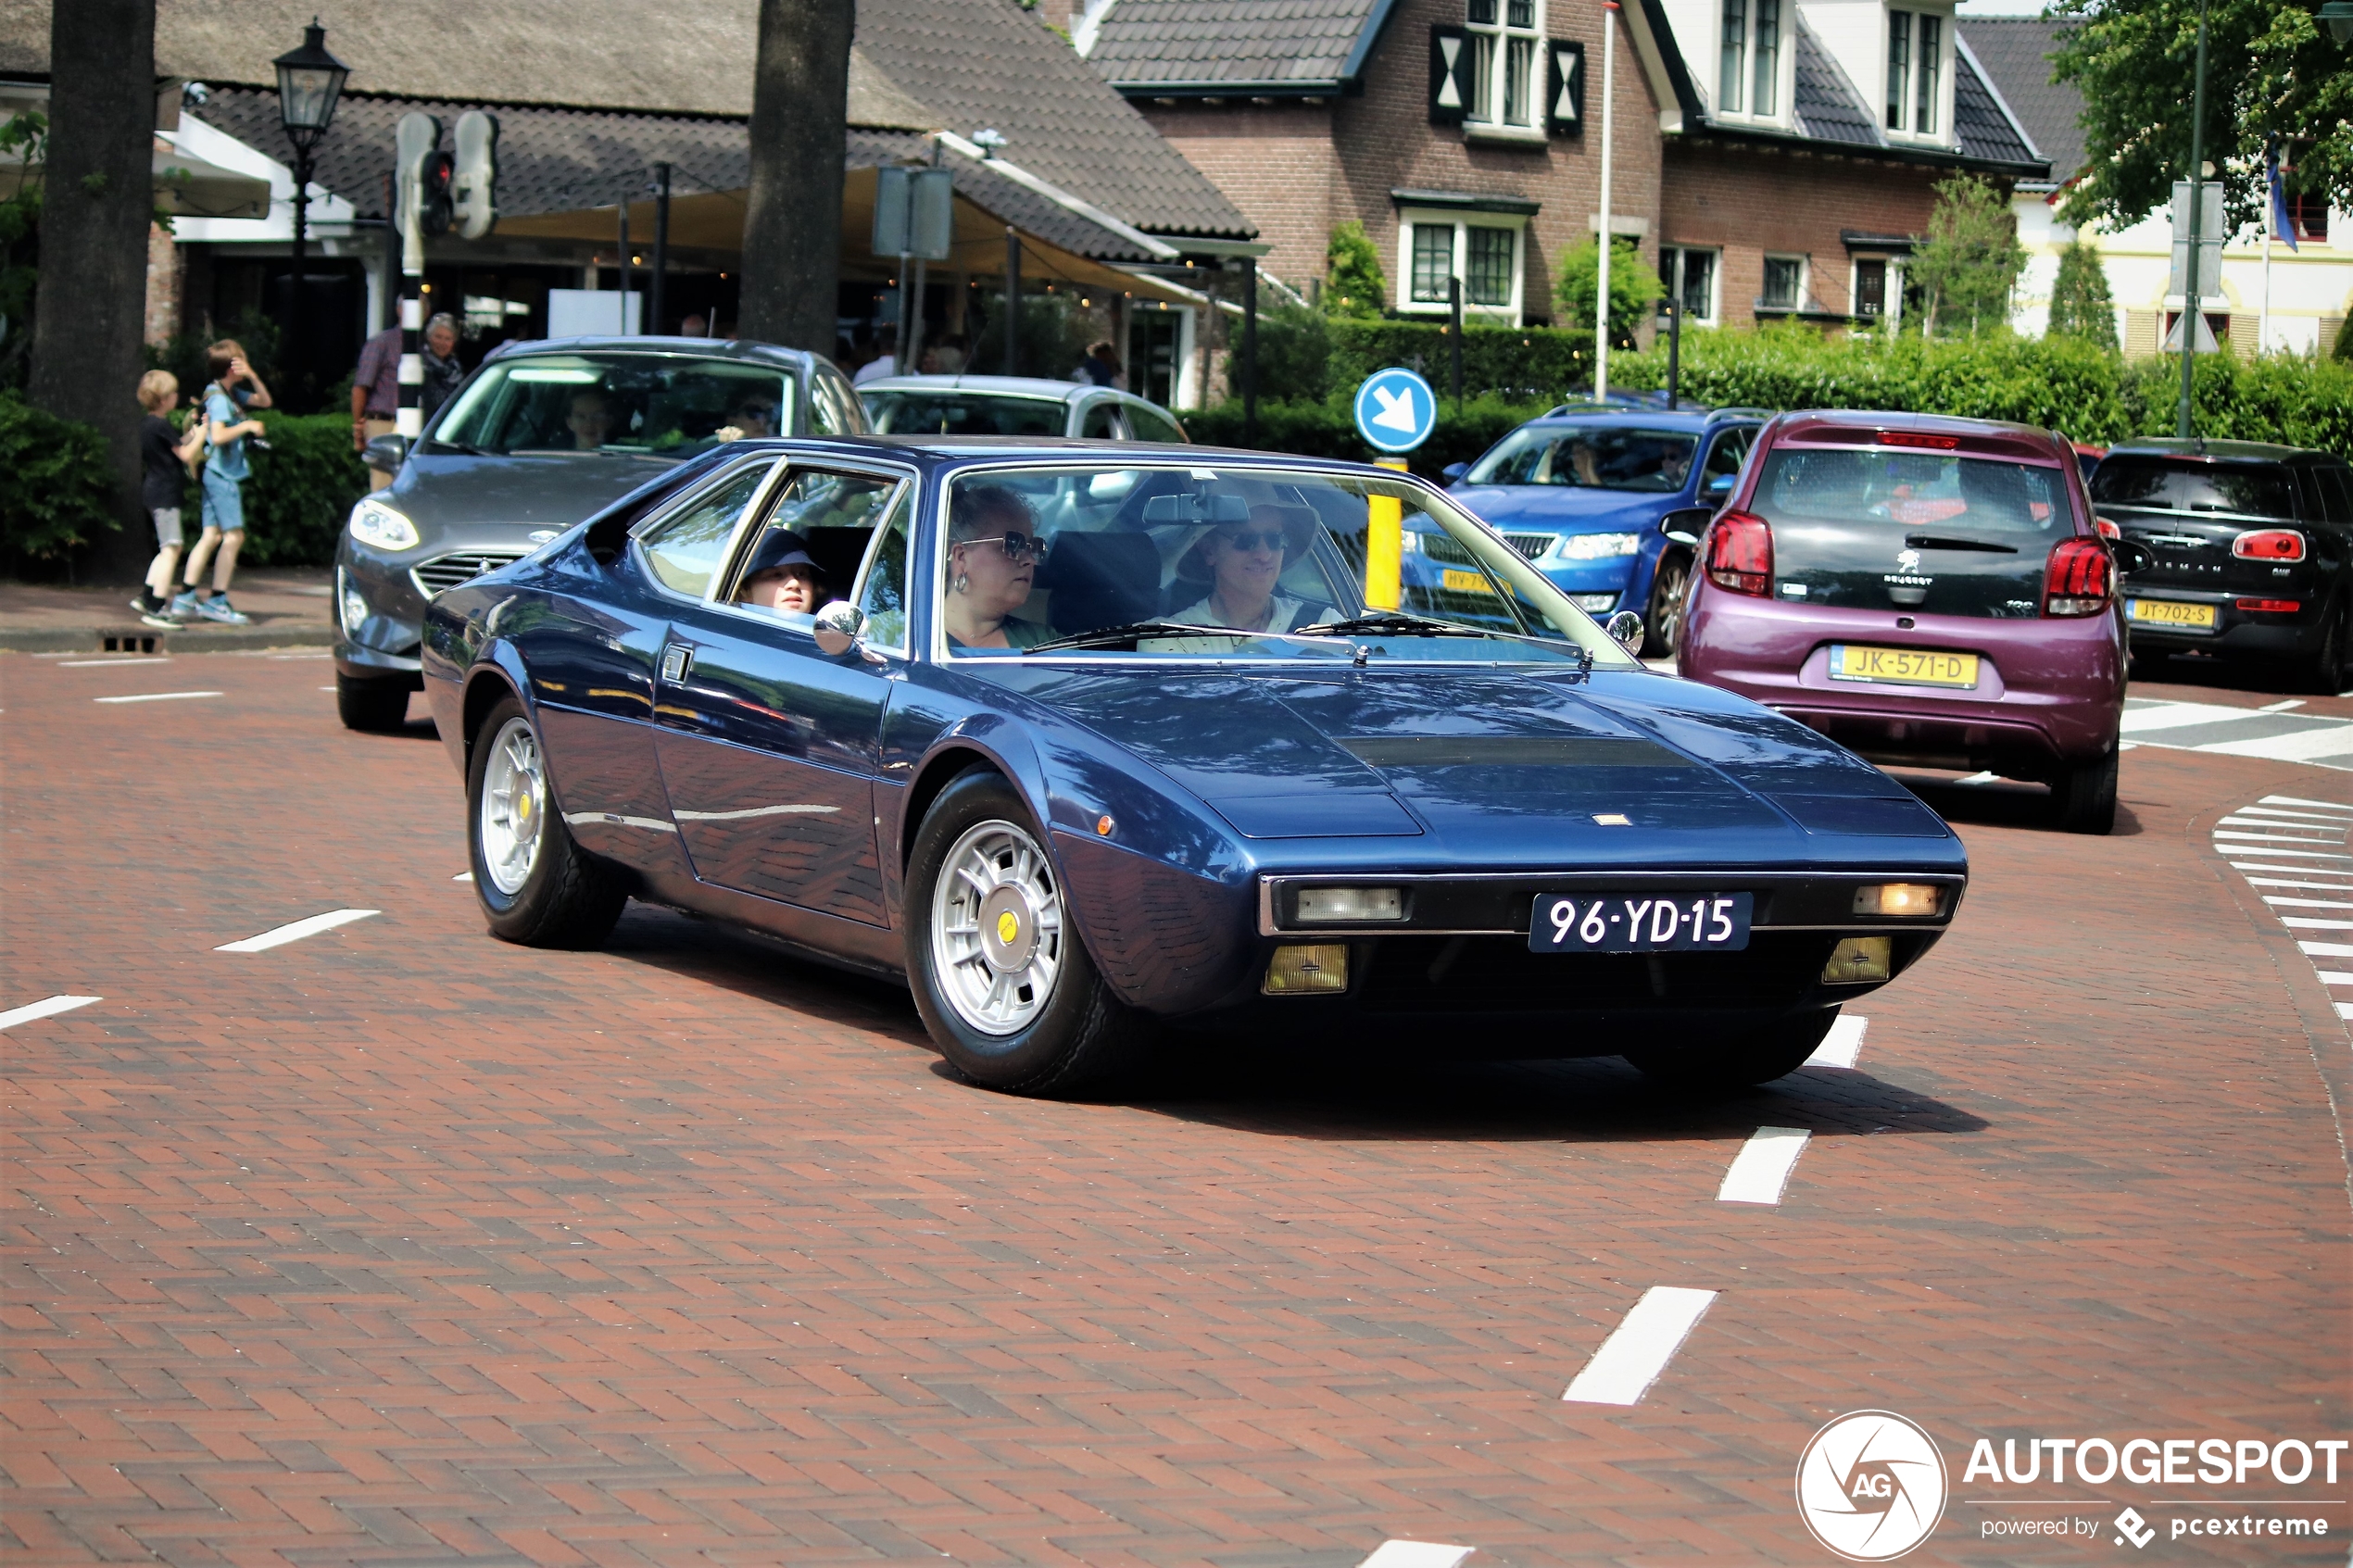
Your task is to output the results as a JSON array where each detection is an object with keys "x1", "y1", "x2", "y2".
[
  {"x1": 2218, "y1": 797, "x2": 2353, "y2": 1029},
  {"x1": 0, "y1": 995, "x2": 101, "y2": 1031},
  {"x1": 1358, "y1": 1543, "x2": 1475, "y2": 1568},
  {"x1": 216, "y1": 909, "x2": 381, "y2": 953},
  {"x1": 453, "y1": 872, "x2": 474, "y2": 882},
  {"x1": 2123, "y1": 699, "x2": 2353, "y2": 770},
  {"x1": 1806, "y1": 1013, "x2": 1868, "y2": 1069},
  {"x1": 56, "y1": 657, "x2": 172, "y2": 668},
  {"x1": 93, "y1": 691, "x2": 221, "y2": 705},
  {"x1": 1562, "y1": 1286, "x2": 1718, "y2": 1405},
  {"x1": 1718, "y1": 1127, "x2": 1812, "y2": 1205}
]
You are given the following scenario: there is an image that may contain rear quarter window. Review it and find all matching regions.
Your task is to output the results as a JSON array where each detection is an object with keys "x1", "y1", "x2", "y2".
[{"x1": 2090, "y1": 458, "x2": 2296, "y2": 520}]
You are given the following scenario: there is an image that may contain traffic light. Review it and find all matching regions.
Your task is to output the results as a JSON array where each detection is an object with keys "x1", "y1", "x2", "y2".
[
  {"x1": 393, "y1": 111, "x2": 441, "y2": 244},
  {"x1": 451, "y1": 110, "x2": 499, "y2": 240},
  {"x1": 420, "y1": 150, "x2": 455, "y2": 236}
]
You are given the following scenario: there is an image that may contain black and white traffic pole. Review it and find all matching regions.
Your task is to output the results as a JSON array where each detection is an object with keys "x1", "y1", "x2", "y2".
[{"x1": 392, "y1": 111, "x2": 439, "y2": 445}]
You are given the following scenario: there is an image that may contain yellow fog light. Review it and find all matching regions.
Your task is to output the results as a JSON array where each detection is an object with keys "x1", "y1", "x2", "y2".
[
  {"x1": 1821, "y1": 936, "x2": 1893, "y2": 985},
  {"x1": 1854, "y1": 883, "x2": 1941, "y2": 917},
  {"x1": 1295, "y1": 886, "x2": 1403, "y2": 922},
  {"x1": 1265, "y1": 944, "x2": 1348, "y2": 995}
]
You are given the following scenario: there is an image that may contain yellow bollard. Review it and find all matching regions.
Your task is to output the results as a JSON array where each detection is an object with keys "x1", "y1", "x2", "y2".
[{"x1": 1365, "y1": 456, "x2": 1407, "y2": 611}]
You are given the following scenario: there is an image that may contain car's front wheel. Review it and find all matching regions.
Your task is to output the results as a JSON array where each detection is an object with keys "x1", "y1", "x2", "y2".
[
  {"x1": 904, "y1": 769, "x2": 1144, "y2": 1095},
  {"x1": 336, "y1": 671, "x2": 410, "y2": 732},
  {"x1": 1642, "y1": 552, "x2": 1692, "y2": 659},
  {"x1": 1625, "y1": 1009, "x2": 1840, "y2": 1092},
  {"x1": 467, "y1": 696, "x2": 627, "y2": 948}
]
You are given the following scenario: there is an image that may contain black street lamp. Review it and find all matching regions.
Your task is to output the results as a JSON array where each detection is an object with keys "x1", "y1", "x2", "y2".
[{"x1": 272, "y1": 17, "x2": 349, "y2": 396}]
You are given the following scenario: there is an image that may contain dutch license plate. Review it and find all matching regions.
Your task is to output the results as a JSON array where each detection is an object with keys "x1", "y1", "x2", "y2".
[
  {"x1": 1529, "y1": 892, "x2": 1753, "y2": 953},
  {"x1": 1441, "y1": 567, "x2": 1495, "y2": 595},
  {"x1": 2126, "y1": 597, "x2": 2218, "y2": 629},
  {"x1": 1828, "y1": 644, "x2": 1981, "y2": 688}
]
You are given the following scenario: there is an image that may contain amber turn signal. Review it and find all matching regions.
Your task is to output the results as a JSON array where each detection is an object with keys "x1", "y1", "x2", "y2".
[
  {"x1": 1265, "y1": 944, "x2": 1348, "y2": 995},
  {"x1": 1853, "y1": 883, "x2": 1940, "y2": 917},
  {"x1": 1821, "y1": 936, "x2": 1893, "y2": 985}
]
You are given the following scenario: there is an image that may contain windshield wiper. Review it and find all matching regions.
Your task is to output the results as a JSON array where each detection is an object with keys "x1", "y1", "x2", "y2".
[
  {"x1": 422, "y1": 438, "x2": 490, "y2": 457},
  {"x1": 1023, "y1": 621, "x2": 1354, "y2": 655},
  {"x1": 1905, "y1": 533, "x2": 2019, "y2": 554},
  {"x1": 1293, "y1": 612, "x2": 1493, "y2": 639}
]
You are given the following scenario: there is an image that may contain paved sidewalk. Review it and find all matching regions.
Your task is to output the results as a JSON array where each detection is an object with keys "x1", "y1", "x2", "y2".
[{"x1": 0, "y1": 568, "x2": 336, "y2": 653}]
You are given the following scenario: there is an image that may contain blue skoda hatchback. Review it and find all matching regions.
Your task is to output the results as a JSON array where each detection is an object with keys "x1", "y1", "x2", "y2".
[{"x1": 1440, "y1": 405, "x2": 1765, "y2": 655}]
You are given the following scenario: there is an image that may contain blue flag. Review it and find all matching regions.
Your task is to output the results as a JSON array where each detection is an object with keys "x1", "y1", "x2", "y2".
[{"x1": 2268, "y1": 138, "x2": 2300, "y2": 252}]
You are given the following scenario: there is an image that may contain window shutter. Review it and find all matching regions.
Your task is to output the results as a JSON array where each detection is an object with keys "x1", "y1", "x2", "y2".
[
  {"x1": 1548, "y1": 40, "x2": 1586, "y2": 133},
  {"x1": 1429, "y1": 25, "x2": 1471, "y2": 125}
]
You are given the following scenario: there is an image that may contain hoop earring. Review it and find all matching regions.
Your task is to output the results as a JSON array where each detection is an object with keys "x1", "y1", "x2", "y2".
[{"x1": 953, "y1": 572, "x2": 970, "y2": 595}]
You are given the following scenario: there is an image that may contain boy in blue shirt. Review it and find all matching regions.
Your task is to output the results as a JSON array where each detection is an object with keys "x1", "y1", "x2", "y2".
[{"x1": 173, "y1": 340, "x2": 271, "y2": 625}]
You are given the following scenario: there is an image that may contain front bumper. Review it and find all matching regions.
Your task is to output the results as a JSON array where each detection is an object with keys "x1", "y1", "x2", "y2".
[{"x1": 335, "y1": 540, "x2": 531, "y2": 686}]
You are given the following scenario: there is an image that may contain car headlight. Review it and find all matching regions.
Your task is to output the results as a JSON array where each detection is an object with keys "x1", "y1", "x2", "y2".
[
  {"x1": 336, "y1": 567, "x2": 369, "y2": 633},
  {"x1": 347, "y1": 496, "x2": 419, "y2": 552},
  {"x1": 1560, "y1": 532, "x2": 1644, "y2": 560}
]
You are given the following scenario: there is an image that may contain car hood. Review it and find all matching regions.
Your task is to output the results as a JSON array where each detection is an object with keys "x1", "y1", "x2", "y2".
[
  {"x1": 1446, "y1": 483, "x2": 1680, "y2": 532},
  {"x1": 386, "y1": 450, "x2": 690, "y2": 537},
  {"x1": 992, "y1": 666, "x2": 1953, "y2": 867}
]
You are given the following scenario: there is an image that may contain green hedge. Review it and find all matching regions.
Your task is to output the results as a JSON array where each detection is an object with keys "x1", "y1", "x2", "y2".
[
  {"x1": 235, "y1": 411, "x2": 370, "y2": 566},
  {"x1": 0, "y1": 392, "x2": 117, "y2": 570},
  {"x1": 1188, "y1": 395, "x2": 1553, "y2": 480}
]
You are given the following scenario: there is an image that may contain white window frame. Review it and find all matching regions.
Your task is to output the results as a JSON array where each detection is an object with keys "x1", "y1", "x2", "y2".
[
  {"x1": 1883, "y1": 6, "x2": 1953, "y2": 144},
  {"x1": 1660, "y1": 245, "x2": 1721, "y2": 326},
  {"x1": 1712, "y1": 0, "x2": 1790, "y2": 125},
  {"x1": 1465, "y1": 0, "x2": 1546, "y2": 132},
  {"x1": 1758, "y1": 253, "x2": 1808, "y2": 314},
  {"x1": 1395, "y1": 212, "x2": 1529, "y2": 324}
]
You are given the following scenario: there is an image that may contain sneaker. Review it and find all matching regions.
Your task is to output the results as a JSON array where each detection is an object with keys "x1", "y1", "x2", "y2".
[
  {"x1": 194, "y1": 593, "x2": 251, "y2": 626},
  {"x1": 138, "y1": 608, "x2": 179, "y2": 631},
  {"x1": 168, "y1": 591, "x2": 204, "y2": 621},
  {"x1": 128, "y1": 592, "x2": 165, "y2": 616}
]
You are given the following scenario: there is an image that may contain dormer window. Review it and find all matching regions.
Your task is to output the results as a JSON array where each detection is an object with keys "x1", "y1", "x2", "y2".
[
  {"x1": 1466, "y1": 0, "x2": 1542, "y2": 128},
  {"x1": 1717, "y1": 0, "x2": 1780, "y2": 118},
  {"x1": 1886, "y1": 10, "x2": 1942, "y2": 136}
]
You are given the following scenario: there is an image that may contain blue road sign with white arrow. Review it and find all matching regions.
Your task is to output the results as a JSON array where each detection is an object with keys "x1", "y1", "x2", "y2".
[{"x1": 1353, "y1": 367, "x2": 1438, "y2": 454}]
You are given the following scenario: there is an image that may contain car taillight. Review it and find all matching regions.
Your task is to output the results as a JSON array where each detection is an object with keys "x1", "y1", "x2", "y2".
[
  {"x1": 2044, "y1": 536, "x2": 2113, "y2": 617},
  {"x1": 2233, "y1": 529, "x2": 2305, "y2": 561},
  {"x1": 2236, "y1": 598, "x2": 2300, "y2": 613},
  {"x1": 2095, "y1": 517, "x2": 2121, "y2": 541},
  {"x1": 1705, "y1": 509, "x2": 1773, "y2": 596}
]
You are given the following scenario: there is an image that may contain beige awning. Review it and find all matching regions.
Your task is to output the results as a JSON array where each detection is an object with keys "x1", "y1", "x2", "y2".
[{"x1": 0, "y1": 140, "x2": 272, "y2": 220}]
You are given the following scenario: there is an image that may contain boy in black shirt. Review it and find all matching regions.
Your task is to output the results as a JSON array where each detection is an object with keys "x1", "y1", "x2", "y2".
[{"x1": 132, "y1": 370, "x2": 205, "y2": 628}]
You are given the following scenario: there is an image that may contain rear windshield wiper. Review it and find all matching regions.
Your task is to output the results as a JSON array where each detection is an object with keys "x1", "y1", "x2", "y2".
[
  {"x1": 1904, "y1": 533, "x2": 2019, "y2": 554},
  {"x1": 1023, "y1": 621, "x2": 1354, "y2": 655}
]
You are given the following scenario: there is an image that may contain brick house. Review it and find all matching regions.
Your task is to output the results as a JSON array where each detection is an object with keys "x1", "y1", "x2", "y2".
[{"x1": 1063, "y1": 0, "x2": 2045, "y2": 334}]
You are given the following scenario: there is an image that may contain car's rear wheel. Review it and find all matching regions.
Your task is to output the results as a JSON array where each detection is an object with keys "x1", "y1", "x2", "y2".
[
  {"x1": 1642, "y1": 552, "x2": 1692, "y2": 659},
  {"x1": 2051, "y1": 747, "x2": 2119, "y2": 834},
  {"x1": 2306, "y1": 599, "x2": 2349, "y2": 695},
  {"x1": 905, "y1": 769, "x2": 1145, "y2": 1096},
  {"x1": 467, "y1": 696, "x2": 627, "y2": 948},
  {"x1": 1624, "y1": 1009, "x2": 1840, "y2": 1092},
  {"x1": 336, "y1": 671, "x2": 410, "y2": 732}
]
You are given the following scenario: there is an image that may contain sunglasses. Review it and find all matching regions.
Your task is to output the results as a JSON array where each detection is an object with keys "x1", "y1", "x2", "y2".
[
  {"x1": 1216, "y1": 528, "x2": 1290, "y2": 553},
  {"x1": 960, "y1": 530, "x2": 1036, "y2": 562}
]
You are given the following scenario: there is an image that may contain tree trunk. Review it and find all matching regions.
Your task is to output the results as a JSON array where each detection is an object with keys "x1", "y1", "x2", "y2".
[
  {"x1": 28, "y1": 0, "x2": 157, "y2": 584},
  {"x1": 739, "y1": 0, "x2": 854, "y2": 355}
]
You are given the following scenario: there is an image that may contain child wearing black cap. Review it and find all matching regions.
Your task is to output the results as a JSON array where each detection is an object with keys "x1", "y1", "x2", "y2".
[{"x1": 736, "y1": 528, "x2": 825, "y2": 616}]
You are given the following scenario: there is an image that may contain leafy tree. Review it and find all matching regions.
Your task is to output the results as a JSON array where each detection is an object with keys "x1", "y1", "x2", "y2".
[
  {"x1": 1554, "y1": 237, "x2": 1665, "y2": 347},
  {"x1": 0, "y1": 112, "x2": 42, "y2": 390},
  {"x1": 2050, "y1": 0, "x2": 2352, "y2": 234},
  {"x1": 1324, "y1": 220, "x2": 1387, "y2": 318},
  {"x1": 1251, "y1": 299, "x2": 1331, "y2": 400},
  {"x1": 2336, "y1": 314, "x2": 2353, "y2": 364},
  {"x1": 1906, "y1": 174, "x2": 2026, "y2": 337},
  {"x1": 2045, "y1": 236, "x2": 2119, "y2": 347}
]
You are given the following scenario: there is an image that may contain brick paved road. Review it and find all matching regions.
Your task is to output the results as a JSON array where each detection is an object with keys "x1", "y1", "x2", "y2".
[{"x1": 4, "y1": 652, "x2": 2348, "y2": 1567}]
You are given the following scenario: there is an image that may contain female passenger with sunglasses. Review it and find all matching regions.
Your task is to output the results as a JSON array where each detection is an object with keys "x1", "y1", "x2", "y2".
[
  {"x1": 1169, "y1": 504, "x2": 1319, "y2": 635},
  {"x1": 942, "y1": 485, "x2": 1051, "y2": 650}
]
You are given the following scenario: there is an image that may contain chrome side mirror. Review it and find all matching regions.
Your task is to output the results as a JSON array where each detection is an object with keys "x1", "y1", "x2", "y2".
[
  {"x1": 1605, "y1": 609, "x2": 1646, "y2": 653},
  {"x1": 812, "y1": 599, "x2": 866, "y2": 657}
]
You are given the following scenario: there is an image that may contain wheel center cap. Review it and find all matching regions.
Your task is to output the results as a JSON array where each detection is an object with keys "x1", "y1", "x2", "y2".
[
  {"x1": 514, "y1": 787, "x2": 534, "y2": 826},
  {"x1": 979, "y1": 884, "x2": 1036, "y2": 972}
]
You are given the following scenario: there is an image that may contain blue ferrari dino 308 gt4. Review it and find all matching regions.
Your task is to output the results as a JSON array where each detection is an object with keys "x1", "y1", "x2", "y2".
[{"x1": 422, "y1": 435, "x2": 1966, "y2": 1096}]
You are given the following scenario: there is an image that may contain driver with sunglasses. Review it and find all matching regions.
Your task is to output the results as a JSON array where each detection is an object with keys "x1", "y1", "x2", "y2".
[
  {"x1": 942, "y1": 485, "x2": 1052, "y2": 651},
  {"x1": 1169, "y1": 504, "x2": 1319, "y2": 635}
]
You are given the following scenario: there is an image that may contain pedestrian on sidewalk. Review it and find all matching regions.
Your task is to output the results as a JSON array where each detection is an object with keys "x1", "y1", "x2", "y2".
[
  {"x1": 129, "y1": 370, "x2": 206, "y2": 629},
  {"x1": 175, "y1": 342, "x2": 269, "y2": 626},
  {"x1": 353, "y1": 321, "x2": 399, "y2": 491}
]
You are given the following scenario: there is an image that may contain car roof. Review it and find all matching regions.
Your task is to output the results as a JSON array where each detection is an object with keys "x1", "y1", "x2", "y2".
[
  {"x1": 1521, "y1": 406, "x2": 1760, "y2": 431},
  {"x1": 713, "y1": 433, "x2": 1400, "y2": 478},
  {"x1": 2101, "y1": 437, "x2": 2329, "y2": 463},
  {"x1": 483, "y1": 335, "x2": 820, "y2": 368},
  {"x1": 857, "y1": 375, "x2": 1096, "y2": 402}
]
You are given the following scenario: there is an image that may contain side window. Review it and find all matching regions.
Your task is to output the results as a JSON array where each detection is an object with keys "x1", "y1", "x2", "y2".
[
  {"x1": 852, "y1": 487, "x2": 913, "y2": 653},
  {"x1": 724, "y1": 469, "x2": 900, "y2": 615},
  {"x1": 1079, "y1": 400, "x2": 1121, "y2": 440},
  {"x1": 810, "y1": 367, "x2": 868, "y2": 436},
  {"x1": 1704, "y1": 429, "x2": 1749, "y2": 490},
  {"x1": 634, "y1": 460, "x2": 774, "y2": 598},
  {"x1": 1126, "y1": 403, "x2": 1188, "y2": 444},
  {"x1": 2317, "y1": 467, "x2": 2353, "y2": 525}
]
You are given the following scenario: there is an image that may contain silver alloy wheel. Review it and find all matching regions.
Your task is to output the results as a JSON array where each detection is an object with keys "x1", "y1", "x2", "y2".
[
  {"x1": 930, "y1": 817, "x2": 1064, "y2": 1036},
  {"x1": 478, "y1": 716, "x2": 547, "y2": 896}
]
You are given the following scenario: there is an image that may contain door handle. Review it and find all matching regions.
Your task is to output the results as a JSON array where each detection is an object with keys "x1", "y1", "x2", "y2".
[{"x1": 660, "y1": 643, "x2": 693, "y2": 683}]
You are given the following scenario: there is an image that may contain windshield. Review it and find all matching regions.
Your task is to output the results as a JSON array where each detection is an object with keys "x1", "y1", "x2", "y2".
[
  {"x1": 429, "y1": 353, "x2": 798, "y2": 457},
  {"x1": 935, "y1": 463, "x2": 1640, "y2": 666},
  {"x1": 1467, "y1": 426, "x2": 1699, "y2": 492},
  {"x1": 2091, "y1": 458, "x2": 2296, "y2": 520},
  {"x1": 862, "y1": 390, "x2": 1068, "y2": 437}
]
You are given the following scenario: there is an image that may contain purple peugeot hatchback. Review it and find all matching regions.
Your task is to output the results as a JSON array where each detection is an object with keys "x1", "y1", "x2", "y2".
[{"x1": 1679, "y1": 412, "x2": 2127, "y2": 834}]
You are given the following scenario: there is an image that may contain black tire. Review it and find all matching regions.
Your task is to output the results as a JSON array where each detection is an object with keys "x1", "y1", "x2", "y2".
[
  {"x1": 1625, "y1": 1009, "x2": 1841, "y2": 1093},
  {"x1": 2051, "y1": 747, "x2": 2120, "y2": 835},
  {"x1": 2307, "y1": 600, "x2": 2348, "y2": 696},
  {"x1": 466, "y1": 696, "x2": 627, "y2": 949},
  {"x1": 903, "y1": 769, "x2": 1147, "y2": 1096},
  {"x1": 1642, "y1": 552, "x2": 1692, "y2": 659},
  {"x1": 336, "y1": 671, "x2": 410, "y2": 732}
]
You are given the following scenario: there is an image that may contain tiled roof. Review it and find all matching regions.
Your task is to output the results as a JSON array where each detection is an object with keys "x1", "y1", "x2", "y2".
[
  {"x1": 1957, "y1": 19, "x2": 2079, "y2": 177},
  {"x1": 853, "y1": 0, "x2": 1254, "y2": 236},
  {"x1": 1951, "y1": 36, "x2": 2041, "y2": 169},
  {"x1": 185, "y1": 88, "x2": 1171, "y2": 263},
  {"x1": 1792, "y1": 23, "x2": 1882, "y2": 148},
  {"x1": 1084, "y1": 0, "x2": 1390, "y2": 91}
]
